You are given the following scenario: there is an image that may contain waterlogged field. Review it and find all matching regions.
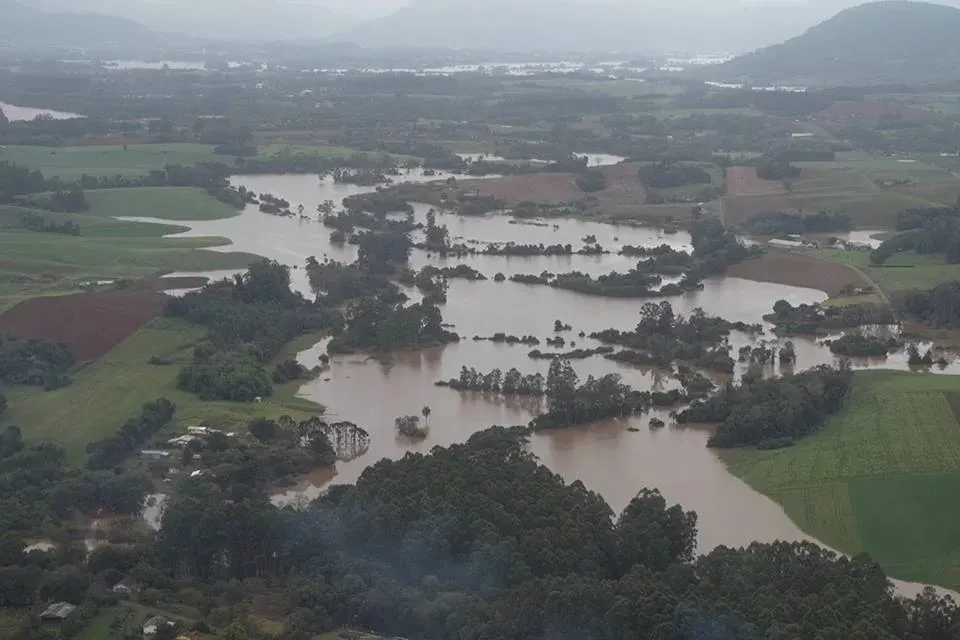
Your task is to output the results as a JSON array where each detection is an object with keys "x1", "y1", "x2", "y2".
[
  {"x1": 725, "y1": 370, "x2": 960, "y2": 588},
  {"x1": 0, "y1": 143, "x2": 222, "y2": 178}
]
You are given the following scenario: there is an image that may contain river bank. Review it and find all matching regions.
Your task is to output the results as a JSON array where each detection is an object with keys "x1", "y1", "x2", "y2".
[{"x1": 114, "y1": 169, "x2": 960, "y2": 597}]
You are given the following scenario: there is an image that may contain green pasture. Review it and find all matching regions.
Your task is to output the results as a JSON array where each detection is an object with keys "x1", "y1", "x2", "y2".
[
  {"x1": 2, "y1": 318, "x2": 322, "y2": 464},
  {"x1": 84, "y1": 187, "x2": 240, "y2": 221},
  {"x1": 810, "y1": 249, "x2": 960, "y2": 292},
  {"x1": 724, "y1": 370, "x2": 960, "y2": 589},
  {"x1": 0, "y1": 143, "x2": 223, "y2": 178}
]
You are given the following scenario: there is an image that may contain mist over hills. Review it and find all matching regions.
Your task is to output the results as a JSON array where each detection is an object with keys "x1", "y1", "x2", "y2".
[
  {"x1": 336, "y1": 0, "x2": 960, "y2": 54},
  {"x1": 0, "y1": 0, "x2": 158, "y2": 46},
  {"x1": 704, "y1": 0, "x2": 960, "y2": 85},
  {"x1": 20, "y1": 0, "x2": 360, "y2": 42}
]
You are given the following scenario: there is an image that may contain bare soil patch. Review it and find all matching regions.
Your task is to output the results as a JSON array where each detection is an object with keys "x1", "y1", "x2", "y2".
[
  {"x1": 592, "y1": 163, "x2": 650, "y2": 215},
  {"x1": 457, "y1": 173, "x2": 583, "y2": 205},
  {"x1": 0, "y1": 291, "x2": 168, "y2": 364},
  {"x1": 723, "y1": 194, "x2": 793, "y2": 227},
  {"x1": 726, "y1": 251, "x2": 869, "y2": 297},
  {"x1": 726, "y1": 166, "x2": 787, "y2": 197}
]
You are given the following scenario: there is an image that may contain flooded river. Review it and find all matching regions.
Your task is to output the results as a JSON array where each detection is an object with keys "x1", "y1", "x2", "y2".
[{"x1": 129, "y1": 171, "x2": 956, "y2": 597}]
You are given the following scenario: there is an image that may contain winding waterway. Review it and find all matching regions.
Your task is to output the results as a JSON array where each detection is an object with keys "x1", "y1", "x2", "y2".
[{"x1": 132, "y1": 170, "x2": 957, "y2": 598}]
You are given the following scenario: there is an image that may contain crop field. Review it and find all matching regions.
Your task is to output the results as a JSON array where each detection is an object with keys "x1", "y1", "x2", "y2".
[
  {"x1": 1, "y1": 318, "x2": 322, "y2": 464},
  {"x1": 0, "y1": 143, "x2": 222, "y2": 178},
  {"x1": 84, "y1": 187, "x2": 240, "y2": 221},
  {"x1": 724, "y1": 153, "x2": 959, "y2": 228},
  {"x1": 724, "y1": 370, "x2": 960, "y2": 588}
]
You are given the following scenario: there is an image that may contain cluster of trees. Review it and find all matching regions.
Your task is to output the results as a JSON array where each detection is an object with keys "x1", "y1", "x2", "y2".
[
  {"x1": 766, "y1": 299, "x2": 895, "y2": 334},
  {"x1": 422, "y1": 208, "x2": 450, "y2": 252},
  {"x1": 902, "y1": 280, "x2": 960, "y2": 327},
  {"x1": 637, "y1": 161, "x2": 712, "y2": 188},
  {"x1": 528, "y1": 346, "x2": 614, "y2": 360},
  {"x1": 258, "y1": 193, "x2": 292, "y2": 216},
  {"x1": 756, "y1": 157, "x2": 801, "y2": 181},
  {"x1": 872, "y1": 207, "x2": 960, "y2": 264},
  {"x1": 0, "y1": 333, "x2": 73, "y2": 390},
  {"x1": 86, "y1": 398, "x2": 176, "y2": 470},
  {"x1": 483, "y1": 242, "x2": 573, "y2": 256},
  {"x1": 826, "y1": 333, "x2": 899, "y2": 357},
  {"x1": 438, "y1": 366, "x2": 546, "y2": 395},
  {"x1": 575, "y1": 169, "x2": 607, "y2": 192},
  {"x1": 531, "y1": 359, "x2": 647, "y2": 430},
  {"x1": 332, "y1": 167, "x2": 393, "y2": 186},
  {"x1": 679, "y1": 364, "x2": 853, "y2": 448},
  {"x1": 243, "y1": 414, "x2": 340, "y2": 471},
  {"x1": 328, "y1": 297, "x2": 458, "y2": 354},
  {"x1": 166, "y1": 261, "x2": 337, "y2": 401},
  {"x1": 13, "y1": 210, "x2": 80, "y2": 235},
  {"x1": 742, "y1": 210, "x2": 852, "y2": 235},
  {"x1": 473, "y1": 333, "x2": 540, "y2": 345},
  {"x1": 688, "y1": 217, "x2": 762, "y2": 278},
  {"x1": 590, "y1": 301, "x2": 748, "y2": 373},
  {"x1": 0, "y1": 162, "x2": 88, "y2": 212}
]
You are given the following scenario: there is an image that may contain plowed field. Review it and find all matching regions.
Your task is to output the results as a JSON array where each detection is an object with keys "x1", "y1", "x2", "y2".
[{"x1": 0, "y1": 291, "x2": 168, "y2": 364}]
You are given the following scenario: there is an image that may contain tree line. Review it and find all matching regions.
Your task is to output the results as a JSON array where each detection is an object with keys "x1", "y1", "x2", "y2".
[{"x1": 678, "y1": 364, "x2": 853, "y2": 448}]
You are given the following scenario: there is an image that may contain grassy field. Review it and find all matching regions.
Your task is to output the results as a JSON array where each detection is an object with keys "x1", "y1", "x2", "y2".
[
  {"x1": 0, "y1": 143, "x2": 222, "y2": 179},
  {"x1": 0, "y1": 193, "x2": 256, "y2": 312},
  {"x1": 725, "y1": 152, "x2": 959, "y2": 228},
  {"x1": 85, "y1": 187, "x2": 240, "y2": 221},
  {"x1": 2, "y1": 318, "x2": 323, "y2": 464},
  {"x1": 724, "y1": 370, "x2": 960, "y2": 589},
  {"x1": 808, "y1": 248, "x2": 960, "y2": 292}
]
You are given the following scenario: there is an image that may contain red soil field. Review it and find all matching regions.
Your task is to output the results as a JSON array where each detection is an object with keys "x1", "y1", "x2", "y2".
[
  {"x1": 726, "y1": 252, "x2": 869, "y2": 297},
  {"x1": 0, "y1": 291, "x2": 168, "y2": 364},
  {"x1": 726, "y1": 166, "x2": 787, "y2": 198}
]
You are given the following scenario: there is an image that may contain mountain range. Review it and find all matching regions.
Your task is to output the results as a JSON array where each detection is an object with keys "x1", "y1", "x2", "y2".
[{"x1": 703, "y1": 0, "x2": 960, "y2": 85}]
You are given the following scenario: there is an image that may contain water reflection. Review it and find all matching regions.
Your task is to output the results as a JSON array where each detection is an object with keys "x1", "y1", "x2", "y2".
[{"x1": 0, "y1": 102, "x2": 84, "y2": 121}]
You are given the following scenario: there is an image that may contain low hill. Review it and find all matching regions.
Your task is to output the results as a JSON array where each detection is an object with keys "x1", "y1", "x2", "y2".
[
  {"x1": 705, "y1": 1, "x2": 960, "y2": 86},
  {"x1": 0, "y1": 0, "x2": 157, "y2": 47}
]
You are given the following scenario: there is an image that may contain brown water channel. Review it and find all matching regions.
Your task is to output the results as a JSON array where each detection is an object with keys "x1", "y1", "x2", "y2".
[{"x1": 125, "y1": 172, "x2": 958, "y2": 598}]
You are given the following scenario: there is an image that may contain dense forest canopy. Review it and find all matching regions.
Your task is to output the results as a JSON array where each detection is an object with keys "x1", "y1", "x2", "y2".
[{"x1": 150, "y1": 427, "x2": 960, "y2": 639}]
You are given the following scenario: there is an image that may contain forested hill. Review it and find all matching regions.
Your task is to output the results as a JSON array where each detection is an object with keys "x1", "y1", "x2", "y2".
[
  {"x1": 701, "y1": 0, "x2": 960, "y2": 86},
  {"x1": 0, "y1": 0, "x2": 158, "y2": 47}
]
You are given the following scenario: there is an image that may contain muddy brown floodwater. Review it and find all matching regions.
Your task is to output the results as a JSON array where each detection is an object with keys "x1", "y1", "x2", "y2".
[{"x1": 124, "y1": 171, "x2": 957, "y2": 599}]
